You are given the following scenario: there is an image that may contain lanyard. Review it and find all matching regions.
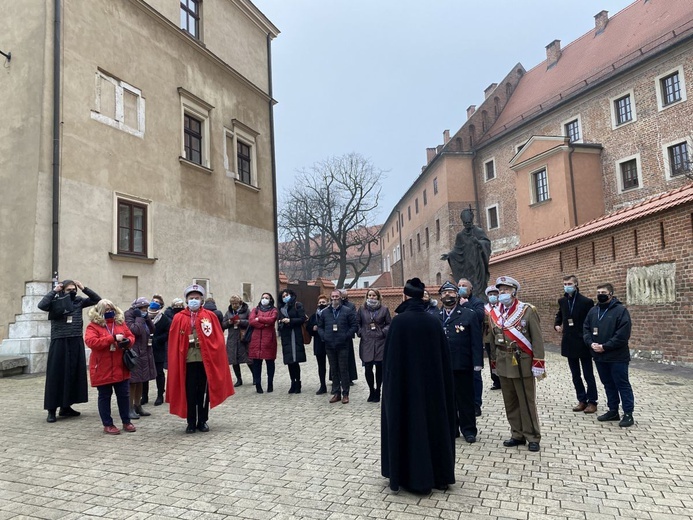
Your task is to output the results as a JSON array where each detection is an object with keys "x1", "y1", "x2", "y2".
[
  {"x1": 190, "y1": 311, "x2": 197, "y2": 331},
  {"x1": 443, "y1": 307, "x2": 455, "y2": 327},
  {"x1": 332, "y1": 308, "x2": 340, "y2": 320},
  {"x1": 567, "y1": 296, "x2": 576, "y2": 316},
  {"x1": 105, "y1": 322, "x2": 114, "y2": 336},
  {"x1": 597, "y1": 302, "x2": 613, "y2": 321}
]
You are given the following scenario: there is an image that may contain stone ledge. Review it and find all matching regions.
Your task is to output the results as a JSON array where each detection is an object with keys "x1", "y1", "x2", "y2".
[{"x1": 0, "y1": 356, "x2": 28, "y2": 378}]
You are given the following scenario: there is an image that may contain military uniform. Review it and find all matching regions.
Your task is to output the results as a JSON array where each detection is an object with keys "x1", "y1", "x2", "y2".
[{"x1": 489, "y1": 276, "x2": 545, "y2": 447}]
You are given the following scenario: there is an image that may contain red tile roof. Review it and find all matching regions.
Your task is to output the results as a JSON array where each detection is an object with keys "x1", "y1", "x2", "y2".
[
  {"x1": 370, "y1": 271, "x2": 393, "y2": 288},
  {"x1": 485, "y1": 0, "x2": 693, "y2": 142},
  {"x1": 490, "y1": 181, "x2": 693, "y2": 263}
]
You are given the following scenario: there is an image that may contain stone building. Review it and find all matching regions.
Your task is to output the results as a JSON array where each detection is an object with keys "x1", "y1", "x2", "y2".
[{"x1": 0, "y1": 0, "x2": 279, "y2": 371}]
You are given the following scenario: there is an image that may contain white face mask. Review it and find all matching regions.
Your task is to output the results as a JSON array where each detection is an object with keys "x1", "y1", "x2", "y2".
[
  {"x1": 260, "y1": 298, "x2": 270, "y2": 306},
  {"x1": 498, "y1": 293, "x2": 513, "y2": 306},
  {"x1": 187, "y1": 299, "x2": 201, "y2": 311}
]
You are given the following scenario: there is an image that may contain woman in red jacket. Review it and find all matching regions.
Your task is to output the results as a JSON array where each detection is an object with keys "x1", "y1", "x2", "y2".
[
  {"x1": 247, "y1": 292, "x2": 278, "y2": 394},
  {"x1": 85, "y1": 299, "x2": 137, "y2": 435}
]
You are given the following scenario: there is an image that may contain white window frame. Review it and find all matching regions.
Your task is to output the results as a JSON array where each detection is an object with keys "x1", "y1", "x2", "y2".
[
  {"x1": 192, "y1": 278, "x2": 210, "y2": 298},
  {"x1": 514, "y1": 140, "x2": 528, "y2": 154},
  {"x1": 561, "y1": 114, "x2": 583, "y2": 143},
  {"x1": 224, "y1": 119, "x2": 260, "y2": 188},
  {"x1": 91, "y1": 70, "x2": 145, "y2": 138},
  {"x1": 486, "y1": 204, "x2": 500, "y2": 230},
  {"x1": 615, "y1": 153, "x2": 643, "y2": 193},
  {"x1": 242, "y1": 283, "x2": 253, "y2": 304},
  {"x1": 112, "y1": 192, "x2": 153, "y2": 258},
  {"x1": 529, "y1": 166, "x2": 550, "y2": 205},
  {"x1": 484, "y1": 157, "x2": 496, "y2": 182},
  {"x1": 655, "y1": 65, "x2": 687, "y2": 111},
  {"x1": 609, "y1": 89, "x2": 637, "y2": 129},
  {"x1": 662, "y1": 137, "x2": 693, "y2": 180},
  {"x1": 179, "y1": 87, "x2": 213, "y2": 170}
]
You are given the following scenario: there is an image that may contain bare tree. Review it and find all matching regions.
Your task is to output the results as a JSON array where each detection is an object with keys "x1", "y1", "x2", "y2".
[{"x1": 278, "y1": 153, "x2": 384, "y2": 288}]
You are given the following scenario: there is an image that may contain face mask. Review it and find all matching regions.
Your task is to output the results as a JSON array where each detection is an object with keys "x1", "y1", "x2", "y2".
[
  {"x1": 104, "y1": 311, "x2": 116, "y2": 320},
  {"x1": 488, "y1": 295, "x2": 498, "y2": 305},
  {"x1": 366, "y1": 299, "x2": 379, "y2": 307},
  {"x1": 187, "y1": 299, "x2": 201, "y2": 311},
  {"x1": 458, "y1": 287, "x2": 469, "y2": 297},
  {"x1": 564, "y1": 285, "x2": 576, "y2": 295},
  {"x1": 499, "y1": 293, "x2": 513, "y2": 306},
  {"x1": 260, "y1": 298, "x2": 270, "y2": 306},
  {"x1": 442, "y1": 296, "x2": 457, "y2": 307},
  {"x1": 597, "y1": 294, "x2": 610, "y2": 304},
  {"x1": 283, "y1": 296, "x2": 291, "y2": 304},
  {"x1": 172, "y1": 307, "x2": 184, "y2": 314},
  {"x1": 69, "y1": 290, "x2": 77, "y2": 300},
  {"x1": 318, "y1": 303, "x2": 327, "y2": 310}
]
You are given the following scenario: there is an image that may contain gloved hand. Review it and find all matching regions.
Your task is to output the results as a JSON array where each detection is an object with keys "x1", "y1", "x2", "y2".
[
  {"x1": 532, "y1": 359, "x2": 545, "y2": 378},
  {"x1": 132, "y1": 308, "x2": 142, "y2": 318},
  {"x1": 531, "y1": 366, "x2": 545, "y2": 377}
]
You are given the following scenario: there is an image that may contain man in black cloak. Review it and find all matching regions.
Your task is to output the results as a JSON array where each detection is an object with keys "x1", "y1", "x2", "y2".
[{"x1": 381, "y1": 277, "x2": 456, "y2": 494}]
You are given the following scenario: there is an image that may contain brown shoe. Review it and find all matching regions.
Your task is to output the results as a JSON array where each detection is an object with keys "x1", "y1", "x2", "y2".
[
  {"x1": 572, "y1": 402, "x2": 587, "y2": 412},
  {"x1": 342, "y1": 395, "x2": 349, "y2": 404},
  {"x1": 329, "y1": 394, "x2": 341, "y2": 403},
  {"x1": 584, "y1": 403, "x2": 598, "y2": 414}
]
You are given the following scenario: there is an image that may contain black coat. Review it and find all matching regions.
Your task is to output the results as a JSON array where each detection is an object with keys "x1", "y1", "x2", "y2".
[
  {"x1": 203, "y1": 302, "x2": 224, "y2": 326},
  {"x1": 555, "y1": 291, "x2": 594, "y2": 358},
  {"x1": 460, "y1": 295, "x2": 485, "y2": 327},
  {"x1": 317, "y1": 305, "x2": 358, "y2": 349},
  {"x1": 438, "y1": 305, "x2": 483, "y2": 370},
  {"x1": 583, "y1": 298, "x2": 632, "y2": 363},
  {"x1": 278, "y1": 301, "x2": 307, "y2": 364},
  {"x1": 151, "y1": 312, "x2": 172, "y2": 364},
  {"x1": 381, "y1": 298, "x2": 456, "y2": 493},
  {"x1": 308, "y1": 310, "x2": 327, "y2": 357}
]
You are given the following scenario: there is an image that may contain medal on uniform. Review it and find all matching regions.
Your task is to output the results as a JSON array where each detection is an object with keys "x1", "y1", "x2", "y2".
[
  {"x1": 511, "y1": 355, "x2": 518, "y2": 366},
  {"x1": 200, "y1": 318, "x2": 213, "y2": 337},
  {"x1": 333, "y1": 324, "x2": 338, "y2": 332},
  {"x1": 568, "y1": 319, "x2": 574, "y2": 327},
  {"x1": 593, "y1": 327, "x2": 598, "y2": 336}
]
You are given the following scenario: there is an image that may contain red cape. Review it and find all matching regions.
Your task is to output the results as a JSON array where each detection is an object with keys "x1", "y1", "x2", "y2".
[{"x1": 166, "y1": 308, "x2": 234, "y2": 418}]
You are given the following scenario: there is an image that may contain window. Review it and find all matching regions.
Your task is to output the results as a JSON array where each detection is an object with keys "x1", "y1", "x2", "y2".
[
  {"x1": 237, "y1": 142, "x2": 251, "y2": 184},
  {"x1": 666, "y1": 141, "x2": 691, "y2": 178},
  {"x1": 656, "y1": 66, "x2": 687, "y2": 110},
  {"x1": 423, "y1": 189, "x2": 427, "y2": 206},
  {"x1": 192, "y1": 278, "x2": 210, "y2": 297},
  {"x1": 433, "y1": 177, "x2": 438, "y2": 195},
  {"x1": 90, "y1": 70, "x2": 145, "y2": 138},
  {"x1": 484, "y1": 159, "x2": 496, "y2": 181},
  {"x1": 224, "y1": 119, "x2": 260, "y2": 186},
  {"x1": 417, "y1": 233, "x2": 421, "y2": 252},
  {"x1": 425, "y1": 227, "x2": 429, "y2": 247},
  {"x1": 435, "y1": 219, "x2": 440, "y2": 241},
  {"x1": 117, "y1": 199, "x2": 147, "y2": 256},
  {"x1": 408, "y1": 206, "x2": 411, "y2": 220},
  {"x1": 409, "y1": 238, "x2": 413, "y2": 257},
  {"x1": 396, "y1": 245, "x2": 400, "y2": 261},
  {"x1": 363, "y1": 281, "x2": 369, "y2": 288},
  {"x1": 486, "y1": 205, "x2": 499, "y2": 230},
  {"x1": 179, "y1": 88, "x2": 213, "y2": 170},
  {"x1": 619, "y1": 158, "x2": 640, "y2": 191},
  {"x1": 242, "y1": 283, "x2": 253, "y2": 303},
  {"x1": 531, "y1": 168, "x2": 549, "y2": 203},
  {"x1": 562, "y1": 116, "x2": 582, "y2": 143},
  {"x1": 180, "y1": 0, "x2": 201, "y2": 39},
  {"x1": 415, "y1": 198, "x2": 419, "y2": 214},
  {"x1": 614, "y1": 95, "x2": 632, "y2": 125}
]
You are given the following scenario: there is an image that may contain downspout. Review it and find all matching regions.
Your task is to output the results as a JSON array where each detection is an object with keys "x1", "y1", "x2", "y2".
[
  {"x1": 396, "y1": 209, "x2": 404, "y2": 285},
  {"x1": 568, "y1": 144, "x2": 578, "y2": 227},
  {"x1": 267, "y1": 33, "x2": 280, "y2": 297},
  {"x1": 51, "y1": 0, "x2": 62, "y2": 284}
]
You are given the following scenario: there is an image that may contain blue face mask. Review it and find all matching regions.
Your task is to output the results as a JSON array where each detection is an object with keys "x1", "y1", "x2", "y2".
[
  {"x1": 283, "y1": 296, "x2": 291, "y2": 304},
  {"x1": 564, "y1": 285, "x2": 576, "y2": 295},
  {"x1": 488, "y1": 295, "x2": 498, "y2": 305},
  {"x1": 458, "y1": 287, "x2": 469, "y2": 297},
  {"x1": 498, "y1": 293, "x2": 513, "y2": 306},
  {"x1": 187, "y1": 299, "x2": 201, "y2": 311},
  {"x1": 104, "y1": 311, "x2": 116, "y2": 320}
]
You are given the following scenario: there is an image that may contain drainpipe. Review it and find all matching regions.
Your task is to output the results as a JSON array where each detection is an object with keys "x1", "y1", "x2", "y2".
[
  {"x1": 397, "y1": 209, "x2": 404, "y2": 286},
  {"x1": 267, "y1": 33, "x2": 280, "y2": 297},
  {"x1": 51, "y1": 0, "x2": 62, "y2": 284},
  {"x1": 568, "y1": 144, "x2": 578, "y2": 227}
]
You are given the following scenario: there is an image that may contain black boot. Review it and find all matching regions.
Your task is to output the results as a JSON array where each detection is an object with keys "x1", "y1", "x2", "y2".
[
  {"x1": 256, "y1": 384, "x2": 264, "y2": 394},
  {"x1": 154, "y1": 394, "x2": 164, "y2": 406},
  {"x1": 374, "y1": 388, "x2": 381, "y2": 403},
  {"x1": 296, "y1": 381, "x2": 302, "y2": 394},
  {"x1": 316, "y1": 385, "x2": 327, "y2": 395},
  {"x1": 233, "y1": 364, "x2": 243, "y2": 386},
  {"x1": 288, "y1": 380, "x2": 296, "y2": 394},
  {"x1": 141, "y1": 381, "x2": 149, "y2": 405},
  {"x1": 46, "y1": 410, "x2": 57, "y2": 423},
  {"x1": 267, "y1": 381, "x2": 273, "y2": 393}
]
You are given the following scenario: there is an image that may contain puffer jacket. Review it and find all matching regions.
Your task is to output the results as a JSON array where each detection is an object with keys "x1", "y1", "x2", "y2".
[
  {"x1": 247, "y1": 306, "x2": 278, "y2": 360},
  {"x1": 85, "y1": 321, "x2": 135, "y2": 386}
]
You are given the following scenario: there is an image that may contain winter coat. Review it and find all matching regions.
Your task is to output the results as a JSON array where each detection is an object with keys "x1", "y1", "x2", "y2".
[
  {"x1": 317, "y1": 305, "x2": 358, "y2": 349},
  {"x1": 85, "y1": 320, "x2": 135, "y2": 387},
  {"x1": 203, "y1": 301, "x2": 224, "y2": 326},
  {"x1": 278, "y1": 301, "x2": 307, "y2": 364},
  {"x1": 149, "y1": 311, "x2": 171, "y2": 364},
  {"x1": 38, "y1": 287, "x2": 101, "y2": 339},
  {"x1": 425, "y1": 300, "x2": 440, "y2": 315},
  {"x1": 356, "y1": 304, "x2": 392, "y2": 363},
  {"x1": 247, "y1": 306, "x2": 278, "y2": 360},
  {"x1": 555, "y1": 290, "x2": 594, "y2": 358},
  {"x1": 583, "y1": 297, "x2": 632, "y2": 363},
  {"x1": 222, "y1": 302, "x2": 251, "y2": 365},
  {"x1": 124, "y1": 307, "x2": 156, "y2": 383},
  {"x1": 437, "y1": 305, "x2": 483, "y2": 370},
  {"x1": 460, "y1": 295, "x2": 485, "y2": 327},
  {"x1": 308, "y1": 310, "x2": 327, "y2": 357}
]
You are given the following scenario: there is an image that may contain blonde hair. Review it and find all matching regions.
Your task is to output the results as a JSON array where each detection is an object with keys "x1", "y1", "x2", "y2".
[
  {"x1": 88, "y1": 299, "x2": 125, "y2": 325},
  {"x1": 229, "y1": 294, "x2": 242, "y2": 304}
]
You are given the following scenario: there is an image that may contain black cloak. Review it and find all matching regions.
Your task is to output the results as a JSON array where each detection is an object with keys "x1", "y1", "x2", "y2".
[{"x1": 381, "y1": 297, "x2": 456, "y2": 493}]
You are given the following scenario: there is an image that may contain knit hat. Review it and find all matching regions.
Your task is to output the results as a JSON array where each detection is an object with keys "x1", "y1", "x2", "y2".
[{"x1": 403, "y1": 278, "x2": 425, "y2": 299}]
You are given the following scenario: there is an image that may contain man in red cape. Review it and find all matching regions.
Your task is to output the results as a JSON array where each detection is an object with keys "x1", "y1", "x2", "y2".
[{"x1": 167, "y1": 284, "x2": 234, "y2": 433}]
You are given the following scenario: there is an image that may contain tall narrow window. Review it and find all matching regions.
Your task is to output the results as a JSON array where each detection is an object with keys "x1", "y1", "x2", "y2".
[
  {"x1": 433, "y1": 177, "x2": 438, "y2": 195},
  {"x1": 532, "y1": 169, "x2": 549, "y2": 203},
  {"x1": 564, "y1": 119, "x2": 580, "y2": 142},
  {"x1": 180, "y1": 0, "x2": 201, "y2": 39},
  {"x1": 484, "y1": 159, "x2": 496, "y2": 181},
  {"x1": 661, "y1": 71, "x2": 682, "y2": 106},
  {"x1": 417, "y1": 233, "x2": 421, "y2": 252},
  {"x1": 184, "y1": 114, "x2": 202, "y2": 165},
  {"x1": 423, "y1": 189, "x2": 428, "y2": 206},
  {"x1": 425, "y1": 227, "x2": 429, "y2": 247},
  {"x1": 415, "y1": 198, "x2": 419, "y2": 214},
  {"x1": 486, "y1": 206, "x2": 499, "y2": 229},
  {"x1": 435, "y1": 219, "x2": 440, "y2": 241},
  {"x1": 237, "y1": 141, "x2": 251, "y2": 184},
  {"x1": 668, "y1": 142, "x2": 690, "y2": 177},
  {"x1": 614, "y1": 95, "x2": 632, "y2": 125},
  {"x1": 620, "y1": 159, "x2": 639, "y2": 190},
  {"x1": 118, "y1": 200, "x2": 147, "y2": 256}
]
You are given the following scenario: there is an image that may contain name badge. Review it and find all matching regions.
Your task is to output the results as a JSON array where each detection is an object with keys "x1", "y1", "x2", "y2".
[
  {"x1": 333, "y1": 324, "x2": 338, "y2": 332},
  {"x1": 567, "y1": 319, "x2": 574, "y2": 327},
  {"x1": 189, "y1": 334, "x2": 196, "y2": 344},
  {"x1": 110, "y1": 344, "x2": 116, "y2": 352},
  {"x1": 370, "y1": 322, "x2": 376, "y2": 330},
  {"x1": 66, "y1": 316, "x2": 73, "y2": 324},
  {"x1": 592, "y1": 327, "x2": 598, "y2": 336}
]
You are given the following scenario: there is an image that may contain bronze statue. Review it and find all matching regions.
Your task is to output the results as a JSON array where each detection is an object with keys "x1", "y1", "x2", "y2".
[{"x1": 440, "y1": 208, "x2": 491, "y2": 298}]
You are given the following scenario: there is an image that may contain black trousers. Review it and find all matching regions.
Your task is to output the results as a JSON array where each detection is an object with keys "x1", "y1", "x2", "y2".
[
  {"x1": 186, "y1": 362, "x2": 209, "y2": 427},
  {"x1": 326, "y1": 348, "x2": 350, "y2": 396},
  {"x1": 453, "y1": 369, "x2": 477, "y2": 437},
  {"x1": 315, "y1": 352, "x2": 327, "y2": 387}
]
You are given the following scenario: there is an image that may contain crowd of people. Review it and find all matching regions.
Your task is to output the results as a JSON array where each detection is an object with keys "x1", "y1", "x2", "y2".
[{"x1": 38, "y1": 274, "x2": 635, "y2": 493}]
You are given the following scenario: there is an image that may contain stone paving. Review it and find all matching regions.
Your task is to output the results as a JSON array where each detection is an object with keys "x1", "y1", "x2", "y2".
[{"x1": 1, "y1": 345, "x2": 693, "y2": 520}]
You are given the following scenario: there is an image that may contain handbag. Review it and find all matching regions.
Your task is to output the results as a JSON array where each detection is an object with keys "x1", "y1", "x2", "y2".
[
  {"x1": 47, "y1": 294, "x2": 74, "y2": 320},
  {"x1": 301, "y1": 323, "x2": 311, "y2": 345},
  {"x1": 242, "y1": 326, "x2": 253, "y2": 344},
  {"x1": 123, "y1": 348, "x2": 138, "y2": 371}
]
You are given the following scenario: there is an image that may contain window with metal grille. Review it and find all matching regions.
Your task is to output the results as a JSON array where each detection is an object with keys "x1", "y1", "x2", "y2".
[
  {"x1": 620, "y1": 159, "x2": 639, "y2": 190},
  {"x1": 118, "y1": 200, "x2": 147, "y2": 256},
  {"x1": 180, "y1": 0, "x2": 201, "y2": 39},
  {"x1": 237, "y1": 141, "x2": 251, "y2": 184},
  {"x1": 614, "y1": 95, "x2": 632, "y2": 125},
  {"x1": 184, "y1": 114, "x2": 202, "y2": 165},
  {"x1": 532, "y1": 169, "x2": 549, "y2": 203},
  {"x1": 661, "y1": 72, "x2": 682, "y2": 106},
  {"x1": 564, "y1": 119, "x2": 580, "y2": 142},
  {"x1": 668, "y1": 142, "x2": 689, "y2": 176}
]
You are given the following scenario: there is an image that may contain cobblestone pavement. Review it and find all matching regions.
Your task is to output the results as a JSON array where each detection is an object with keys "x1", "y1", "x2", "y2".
[{"x1": 1, "y1": 346, "x2": 693, "y2": 520}]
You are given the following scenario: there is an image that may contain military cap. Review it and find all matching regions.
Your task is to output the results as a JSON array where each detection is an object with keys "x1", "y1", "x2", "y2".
[
  {"x1": 439, "y1": 281, "x2": 458, "y2": 294},
  {"x1": 184, "y1": 284, "x2": 206, "y2": 298},
  {"x1": 485, "y1": 285, "x2": 499, "y2": 295},
  {"x1": 495, "y1": 276, "x2": 520, "y2": 291}
]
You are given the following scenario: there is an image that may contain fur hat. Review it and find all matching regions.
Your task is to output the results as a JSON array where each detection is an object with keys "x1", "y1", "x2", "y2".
[{"x1": 404, "y1": 277, "x2": 425, "y2": 299}]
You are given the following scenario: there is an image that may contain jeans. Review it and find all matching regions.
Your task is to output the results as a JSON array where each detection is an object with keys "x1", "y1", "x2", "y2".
[
  {"x1": 97, "y1": 379, "x2": 131, "y2": 426},
  {"x1": 326, "y1": 348, "x2": 349, "y2": 396},
  {"x1": 568, "y1": 356, "x2": 598, "y2": 403},
  {"x1": 595, "y1": 361, "x2": 634, "y2": 413}
]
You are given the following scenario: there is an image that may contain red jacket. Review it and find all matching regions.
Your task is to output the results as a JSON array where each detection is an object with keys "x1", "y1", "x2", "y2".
[
  {"x1": 85, "y1": 321, "x2": 135, "y2": 387},
  {"x1": 247, "y1": 306, "x2": 278, "y2": 360}
]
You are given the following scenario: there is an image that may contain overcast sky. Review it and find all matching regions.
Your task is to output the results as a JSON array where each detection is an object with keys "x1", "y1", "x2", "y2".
[{"x1": 252, "y1": 0, "x2": 635, "y2": 222}]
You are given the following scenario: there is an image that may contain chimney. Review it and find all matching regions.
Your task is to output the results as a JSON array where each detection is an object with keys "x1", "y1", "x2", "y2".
[
  {"x1": 443, "y1": 129, "x2": 450, "y2": 144},
  {"x1": 484, "y1": 83, "x2": 498, "y2": 99},
  {"x1": 594, "y1": 10, "x2": 609, "y2": 34},
  {"x1": 426, "y1": 147, "x2": 437, "y2": 164},
  {"x1": 545, "y1": 39, "x2": 561, "y2": 68},
  {"x1": 466, "y1": 105, "x2": 476, "y2": 120}
]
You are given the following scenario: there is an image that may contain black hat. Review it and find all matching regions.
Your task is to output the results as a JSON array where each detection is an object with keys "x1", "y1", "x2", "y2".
[
  {"x1": 439, "y1": 281, "x2": 458, "y2": 294},
  {"x1": 403, "y1": 278, "x2": 425, "y2": 299}
]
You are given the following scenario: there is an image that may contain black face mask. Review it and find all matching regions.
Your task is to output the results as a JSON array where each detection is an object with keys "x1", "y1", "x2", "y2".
[
  {"x1": 172, "y1": 307, "x2": 184, "y2": 314},
  {"x1": 318, "y1": 304, "x2": 328, "y2": 310},
  {"x1": 597, "y1": 294, "x2": 610, "y2": 304},
  {"x1": 442, "y1": 296, "x2": 457, "y2": 307},
  {"x1": 69, "y1": 290, "x2": 77, "y2": 300}
]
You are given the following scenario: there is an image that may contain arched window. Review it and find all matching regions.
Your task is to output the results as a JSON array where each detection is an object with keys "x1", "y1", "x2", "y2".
[
  {"x1": 494, "y1": 96, "x2": 500, "y2": 116},
  {"x1": 436, "y1": 272, "x2": 442, "y2": 285},
  {"x1": 506, "y1": 82, "x2": 513, "y2": 98}
]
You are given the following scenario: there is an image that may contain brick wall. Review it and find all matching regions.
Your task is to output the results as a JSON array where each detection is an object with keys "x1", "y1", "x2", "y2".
[{"x1": 489, "y1": 203, "x2": 693, "y2": 365}]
